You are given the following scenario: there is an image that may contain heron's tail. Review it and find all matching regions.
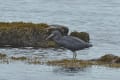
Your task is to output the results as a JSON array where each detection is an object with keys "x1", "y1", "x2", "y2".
[
  {"x1": 88, "y1": 43, "x2": 93, "y2": 47},
  {"x1": 86, "y1": 43, "x2": 93, "y2": 48}
]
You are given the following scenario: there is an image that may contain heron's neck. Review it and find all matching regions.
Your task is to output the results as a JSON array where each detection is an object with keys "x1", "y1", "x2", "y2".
[{"x1": 53, "y1": 35, "x2": 62, "y2": 42}]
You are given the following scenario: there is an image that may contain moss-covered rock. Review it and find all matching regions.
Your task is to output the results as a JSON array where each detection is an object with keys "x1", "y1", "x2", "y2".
[
  {"x1": 0, "y1": 22, "x2": 50, "y2": 47},
  {"x1": 10, "y1": 56, "x2": 27, "y2": 61},
  {"x1": 47, "y1": 59, "x2": 92, "y2": 68},
  {"x1": 70, "y1": 31, "x2": 90, "y2": 42},
  {"x1": 0, "y1": 22, "x2": 70, "y2": 48},
  {"x1": 97, "y1": 54, "x2": 120, "y2": 63},
  {"x1": 0, "y1": 53, "x2": 7, "y2": 59},
  {"x1": 47, "y1": 54, "x2": 120, "y2": 68},
  {"x1": 0, "y1": 22, "x2": 91, "y2": 48}
]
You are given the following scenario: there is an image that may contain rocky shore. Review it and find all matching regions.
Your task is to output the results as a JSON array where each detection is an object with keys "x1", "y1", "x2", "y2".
[
  {"x1": 0, "y1": 22, "x2": 90, "y2": 48},
  {"x1": 0, "y1": 53, "x2": 120, "y2": 68}
]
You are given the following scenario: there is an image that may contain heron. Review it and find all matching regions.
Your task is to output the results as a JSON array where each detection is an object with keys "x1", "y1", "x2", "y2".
[{"x1": 46, "y1": 30, "x2": 92, "y2": 59}]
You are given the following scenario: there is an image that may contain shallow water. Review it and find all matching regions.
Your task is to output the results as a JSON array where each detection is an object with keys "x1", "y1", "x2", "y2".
[
  {"x1": 0, "y1": 0, "x2": 120, "y2": 80},
  {"x1": 0, "y1": 62, "x2": 120, "y2": 80}
]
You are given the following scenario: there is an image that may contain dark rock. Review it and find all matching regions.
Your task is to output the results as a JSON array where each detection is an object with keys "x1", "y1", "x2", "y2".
[{"x1": 70, "y1": 31, "x2": 90, "y2": 42}]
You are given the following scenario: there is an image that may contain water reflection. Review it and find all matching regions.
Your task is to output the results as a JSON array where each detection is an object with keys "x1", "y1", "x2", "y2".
[
  {"x1": 53, "y1": 66, "x2": 90, "y2": 76},
  {"x1": 0, "y1": 58, "x2": 9, "y2": 64}
]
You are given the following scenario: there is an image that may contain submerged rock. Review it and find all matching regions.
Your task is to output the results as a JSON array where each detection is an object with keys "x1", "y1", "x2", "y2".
[{"x1": 70, "y1": 31, "x2": 90, "y2": 42}]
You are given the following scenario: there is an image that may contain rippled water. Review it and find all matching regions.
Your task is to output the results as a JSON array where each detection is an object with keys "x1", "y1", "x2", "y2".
[
  {"x1": 0, "y1": 63, "x2": 120, "y2": 80},
  {"x1": 0, "y1": 0, "x2": 120, "y2": 80}
]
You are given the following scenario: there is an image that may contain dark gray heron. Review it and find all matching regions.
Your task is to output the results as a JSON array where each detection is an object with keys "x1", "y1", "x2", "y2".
[{"x1": 46, "y1": 30, "x2": 92, "y2": 59}]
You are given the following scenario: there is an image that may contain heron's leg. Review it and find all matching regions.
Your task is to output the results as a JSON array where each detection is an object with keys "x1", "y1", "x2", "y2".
[
  {"x1": 72, "y1": 51, "x2": 77, "y2": 67},
  {"x1": 72, "y1": 51, "x2": 77, "y2": 60}
]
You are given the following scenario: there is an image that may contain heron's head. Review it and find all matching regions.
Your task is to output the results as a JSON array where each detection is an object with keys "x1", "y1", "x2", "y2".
[{"x1": 46, "y1": 30, "x2": 62, "y2": 40}]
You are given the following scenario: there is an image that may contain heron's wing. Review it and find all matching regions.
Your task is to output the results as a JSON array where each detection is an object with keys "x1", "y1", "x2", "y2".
[
  {"x1": 62, "y1": 36, "x2": 86, "y2": 44},
  {"x1": 57, "y1": 36, "x2": 87, "y2": 50}
]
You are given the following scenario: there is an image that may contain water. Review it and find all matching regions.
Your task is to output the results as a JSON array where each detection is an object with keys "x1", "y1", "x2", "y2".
[
  {"x1": 0, "y1": 63, "x2": 120, "y2": 80},
  {"x1": 0, "y1": 0, "x2": 120, "y2": 80}
]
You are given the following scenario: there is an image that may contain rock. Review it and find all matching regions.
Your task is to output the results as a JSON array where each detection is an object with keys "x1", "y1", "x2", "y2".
[
  {"x1": 0, "y1": 22, "x2": 51, "y2": 47},
  {"x1": 98, "y1": 54, "x2": 119, "y2": 63},
  {"x1": 70, "y1": 31, "x2": 90, "y2": 42},
  {"x1": 0, "y1": 22, "x2": 70, "y2": 48},
  {"x1": 0, "y1": 22, "x2": 91, "y2": 48}
]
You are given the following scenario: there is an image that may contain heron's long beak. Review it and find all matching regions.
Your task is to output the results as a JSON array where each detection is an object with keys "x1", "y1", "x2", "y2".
[{"x1": 46, "y1": 33, "x2": 54, "y2": 40}]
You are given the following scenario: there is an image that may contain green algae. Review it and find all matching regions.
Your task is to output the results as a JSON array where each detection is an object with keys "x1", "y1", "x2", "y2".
[
  {"x1": 47, "y1": 59, "x2": 92, "y2": 68},
  {"x1": 0, "y1": 22, "x2": 49, "y2": 29},
  {"x1": 0, "y1": 53, "x2": 7, "y2": 59},
  {"x1": 10, "y1": 56, "x2": 27, "y2": 61},
  {"x1": 47, "y1": 54, "x2": 120, "y2": 68},
  {"x1": 47, "y1": 59, "x2": 120, "y2": 68},
  {"x1": 46, "y1": 41, "x2": 57, "y2": 48}
]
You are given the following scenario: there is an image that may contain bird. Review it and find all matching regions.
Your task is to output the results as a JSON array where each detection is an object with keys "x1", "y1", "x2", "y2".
[{"x1": 46, "y1": 30, "x2": 92, "y2": 59}]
